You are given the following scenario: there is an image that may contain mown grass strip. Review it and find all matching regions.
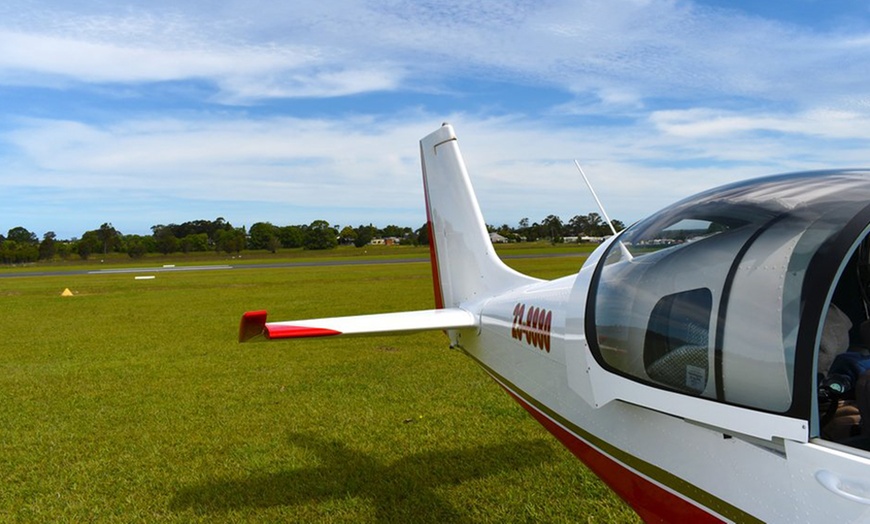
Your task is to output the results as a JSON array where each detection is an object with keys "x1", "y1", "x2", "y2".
[
  {"x1": 0, "y1": 241, "x2": 599, "y2": 274},
  {"x1": 0, "y1": 255, "x2": 637, "y2": 522}
]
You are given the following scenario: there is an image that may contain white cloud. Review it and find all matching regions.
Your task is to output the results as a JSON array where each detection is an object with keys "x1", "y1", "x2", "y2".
[
  {"x1": 216, "y1": 67, "x2": 404, "y2": 102},
  {"x1": 2, "y1": 1, "x2": 870, "y2": 104},
  {"x1": 3, "y1": 115, "x2": 434, "y2": 208},
  {"x1": 650, "y1": 107, "x2": 870, "y2": 138},
  {"x1": 0, "y1": 29, "x2": 341, "y2": 95},
  {"x1": 10, "y1": 106, "x2": 866, "y2": 236}
]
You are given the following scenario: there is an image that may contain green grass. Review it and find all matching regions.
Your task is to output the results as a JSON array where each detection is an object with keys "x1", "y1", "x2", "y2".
[
  {"x1": 0, "y1": 244, "x2": 433, "y2": 273},
  {"x1": 0, "y1": 241, "x2": 599, "y2": 274},
  {"x1": 0, "y1": 255, "x2": 638, "y2": 523}
]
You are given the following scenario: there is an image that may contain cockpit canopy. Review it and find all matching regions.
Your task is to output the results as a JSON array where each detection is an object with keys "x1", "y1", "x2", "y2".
[{"x1": 588, "y1": 170, "x2": 870, "y2": 417}]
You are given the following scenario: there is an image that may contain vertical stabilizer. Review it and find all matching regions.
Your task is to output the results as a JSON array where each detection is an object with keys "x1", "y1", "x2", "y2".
[{"x1": 420, "y1": 124, "x2": 538, "y2": 309}]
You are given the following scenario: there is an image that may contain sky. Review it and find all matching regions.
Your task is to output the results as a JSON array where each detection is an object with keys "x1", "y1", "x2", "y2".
[{"x1": 2, "y1": 0, "x2": 870, "y2": 240}]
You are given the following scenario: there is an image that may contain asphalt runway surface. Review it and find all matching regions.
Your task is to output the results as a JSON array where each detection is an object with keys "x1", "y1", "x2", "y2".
[{"x1": 0, "y1": 253, "x2": 585, "y2": 279}]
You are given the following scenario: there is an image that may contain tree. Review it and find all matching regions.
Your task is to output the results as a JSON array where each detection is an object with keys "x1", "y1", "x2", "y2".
[
  {"x1": 353, "y1": 224, "x2": 378, "y2": 248},
  {"x1": 303, "y1": 220, "x2": 338, "y2": 250},
  {"x1": 215, "y1": 227, "x2": 246, "y2": 254},
  {"x1": 152, "y1": 225, "x2": 179, "y2": 255},
  {"x1": 76, "y1": 231, "x2": 101, "y2": 260},
  {"x1": 6, "y1": 226, "x2": 37, "y2": 245},
  {"x1": 278, "y1": 225, "x2": 304, "y2": 248},
  {"x1": 147, "y1": 218, "x2": 235, "y2": 252},
  {"x1": 38, "y1": 232, "x2": 57, "y2": 260},
  {"x1": 526, "y1": 222, "x2": 541, "y2": 242},
  {"x1": 56, "y1": 241, "x2": 72, "y2": 260},
  {"x1": 208, "y1": 217, "x2": 233, "y2": 243},
  {"x1": 266, "y1": 235, "x2": 281, "y2": 253},
  {"x1": 96, "y1": 223, "x2": 120, "y2": 254},
  {"x1": 586, "y1": 213, "x2": 605, "y2": 236},
  {"x1": 516, "y1": 218, "x2": 531, "y2": 241},
  {"x1": 339, "y1": 226, "x2": 358, "y2": 246},
  {"x1": 568, "y1": 214, "x2": 590, "y2": 236},
  {"x1": 180, "y1": 233, "x2": 209, "y2": 253},
  {"x1": 248, "y1": 222, "x2": 280, "y2": 252},
  {"x1": 382, "y1": 224, "x2": 411, "y2": 238},
  {"x1": 414, "y1": 223, "x2": 430, "y2": 246},
  {"x1": 0, "y1": 241, "x2": 17, "y2": 264},
  {"x1": 0, "y1": 239, "x2": 38, "y2": 264},
  {"x1": 568, "y1": 213, "x2": 617, "y2": 237},
  {"x1": 541, "y1": 215, "x2": 564, "y2": 244},
  {"x1": 123, "y1": 234, "x2": 151, "y2": 259}
]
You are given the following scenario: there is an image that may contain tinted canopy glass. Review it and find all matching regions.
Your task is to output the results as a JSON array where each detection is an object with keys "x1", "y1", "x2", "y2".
[{"x1": 589, "y1": 170, "x2": 870, "y2": 415}]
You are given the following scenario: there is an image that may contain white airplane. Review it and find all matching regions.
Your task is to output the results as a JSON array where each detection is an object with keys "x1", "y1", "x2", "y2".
[{"x1": 240, "y1": 124, "x2": 870, "y2": 523}]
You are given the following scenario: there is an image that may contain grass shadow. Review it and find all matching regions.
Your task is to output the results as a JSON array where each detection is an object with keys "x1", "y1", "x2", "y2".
[{"x1": 171, "y1": 432, "x2": 555, "y2": 522}]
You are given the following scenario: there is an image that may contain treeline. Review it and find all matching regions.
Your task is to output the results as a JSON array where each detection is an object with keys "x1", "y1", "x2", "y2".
[
  {"x1": 0, "y1": 212, "x2": 623, "y2": 265},
  {"x1": 494, "y1": 212, "x2": 624, "y2": 243},
  {"x1": 0, "y1": 218, "x2": 420, "y2": 264}
]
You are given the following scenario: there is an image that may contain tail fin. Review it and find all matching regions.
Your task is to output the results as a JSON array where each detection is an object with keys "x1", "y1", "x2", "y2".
[{"x1": 420, "y1": 124, "x2": 538, "y2": 309}]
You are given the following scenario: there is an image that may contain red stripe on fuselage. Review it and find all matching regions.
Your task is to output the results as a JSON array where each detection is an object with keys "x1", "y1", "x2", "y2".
[{"x1": 502, "y1": 388, "x2": 727, "y2": 524}]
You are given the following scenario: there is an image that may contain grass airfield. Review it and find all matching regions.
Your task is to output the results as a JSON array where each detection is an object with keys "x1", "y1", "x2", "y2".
[{"x1": 1, "y1": 246, "x2": 638, "y2": 522}]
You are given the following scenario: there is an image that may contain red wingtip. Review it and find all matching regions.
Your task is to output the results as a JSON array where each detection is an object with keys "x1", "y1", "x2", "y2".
[{"x1": 239, "y1": 310, "x2": 268, "y2": 342}]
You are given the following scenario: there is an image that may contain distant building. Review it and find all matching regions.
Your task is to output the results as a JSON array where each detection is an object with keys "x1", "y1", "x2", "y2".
[
  {"x1": 369, "y1": 237, "x2": 403, "y2": 246},
  {"x1": 489, "y1": 232, "x2": 508, "y2": 243}
]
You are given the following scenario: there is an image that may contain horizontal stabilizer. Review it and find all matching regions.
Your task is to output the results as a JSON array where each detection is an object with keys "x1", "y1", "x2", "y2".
[{"x1": 239, "y1": 308, "x2": 477, "y2": 342}]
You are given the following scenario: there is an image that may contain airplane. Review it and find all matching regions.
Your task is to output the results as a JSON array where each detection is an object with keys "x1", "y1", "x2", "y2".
[{"x1": 239, "y1": 123, "x2": 870, "y2": 522}]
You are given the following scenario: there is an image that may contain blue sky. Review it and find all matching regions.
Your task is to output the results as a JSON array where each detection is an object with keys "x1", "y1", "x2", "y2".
[{"x1": 2, "y1": 0, "x2": 870, "y2": 239}]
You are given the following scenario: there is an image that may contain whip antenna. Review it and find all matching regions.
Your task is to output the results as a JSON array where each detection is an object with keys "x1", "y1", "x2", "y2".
[
  {"x1": 573, "y1": 160, "x2": 618, "y2": 236},
  {"x1": 574, "y1": 160, "x2": 632, "y2": 261}
]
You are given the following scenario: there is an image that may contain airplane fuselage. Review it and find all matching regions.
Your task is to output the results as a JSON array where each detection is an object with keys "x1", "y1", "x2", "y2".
[{"x1": 242, "y1": 125, "x2": 870, "y2": 522}]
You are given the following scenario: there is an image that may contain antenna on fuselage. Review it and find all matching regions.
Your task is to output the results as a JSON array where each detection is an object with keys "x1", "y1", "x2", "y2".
[
  {"x1": 574, "y1": 160, "x2": 618, "y2": 236},
  {"x1": 573, "y1": 160, "x2": 633, "y2": 261}
]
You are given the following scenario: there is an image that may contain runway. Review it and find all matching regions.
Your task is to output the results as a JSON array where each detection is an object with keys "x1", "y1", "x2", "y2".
[
  {"x1": 0, "y1": 258, "x2": 422, "y2": 279},
  {"x1": 0, "y1": 253, "x2": 585, "y2": 279}
]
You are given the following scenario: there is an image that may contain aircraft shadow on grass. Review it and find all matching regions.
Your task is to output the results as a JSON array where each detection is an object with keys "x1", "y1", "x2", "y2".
[{"x1": 171, "y1": 432, "x2": 555, "y2": 522}]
